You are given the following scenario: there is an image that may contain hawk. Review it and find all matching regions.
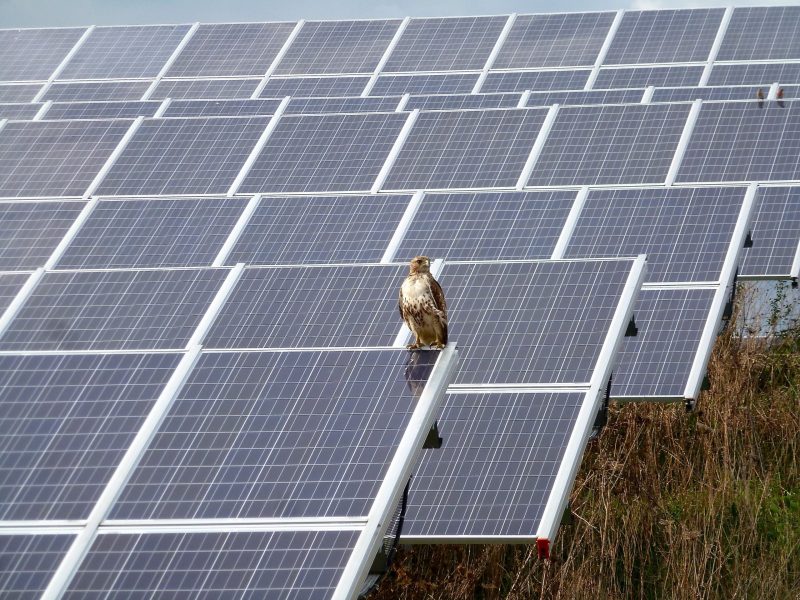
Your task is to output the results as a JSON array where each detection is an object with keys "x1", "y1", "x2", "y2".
[{"x1": 399, "y1": 256, "x2": 448, "y2": 350}]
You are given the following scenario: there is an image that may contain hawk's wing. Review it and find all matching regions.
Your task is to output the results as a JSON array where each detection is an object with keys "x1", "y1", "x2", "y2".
[
  {"x1": 398, "y1": 286, "x2": 408, "y2": 322},
  {"x1": 429, "y1": 275, "x2": 447, "y2": 321}
]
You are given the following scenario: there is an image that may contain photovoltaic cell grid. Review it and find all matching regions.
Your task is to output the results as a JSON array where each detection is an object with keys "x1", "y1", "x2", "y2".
[
  {"x1": 395, "y1": 190, "x2": 576, "y2": 261},
  {"x1": 44, "y1": 101, "x2": 161, "y2": 120},
  {"x1": 529, "y1": 103, "x2": 690, "y2": 186},
  {"x1": 97, "y1": 116, "x2": 270, "y2": 196},
  {"x1": 525, "y1": 89, "x2": 644, "y2": 107},
  {"x1": 225, "y1": 195, "x2": 410, "y2": 265},
  {"x1": 613, "y1": 288, "x2": 715, "y2": 399},
  {"x1": 370, "y1": 74, "x2": 480, "y2": 97},
  {"x1": 0, "y1": 85, "x2": 42, "y2": 103},
  {"x1": 56, "y1": 197, "x2": 248, "y2": 269},
  {"x1": 259, "y1": 76, "x2": 370, "y2": 98},
  {"x1": 0, "y1": 119, "x2": 131, "y2": 198},
  {"x1": 739, "y1": 186, "x2": 800, "y2": 278},
  {"x1": 0, "y1": 534, "x2": 74, "y2": 599},
  {"x1": 42, "y1": 81, "x2": 151, "y2": 102},
  {"x1": 480, "y1": 70, "x2": 591, "y2": 93},
  {"x1": 0, "y1": 353, "x2": 181, "y2": 521},
  {"x1": 404, "y1": 390, "x2": 586, "y2": 538},
  {"x1": 276, "y1": 19, "x2": 401, "y2": 75},
  {"x1": 593, "y1": 66, "x2": 704, "y2": 89},
  {"x1": 111, "y1": 349, "x2": 438, "y2": 520},
  {"x1": 405, "y1": 93, "x2": 520, "y2": 111},
  {"x1": 604, "y1": 9, "x2": 723, "y2": 64},
  {"x1": 64, "y1": 530, "x2": 359, "y2": 600},
  {"x1": 0, "y1": 201, "x2": 84, "y2": 270},
  {"x1": 717, "y1": 6, "x2": 800, "y2": 61},
  {"x1": 651, "y1": 86, "x2": 759, "y2": 103},
  {"x1": 0, "y1": 268, "x2": 227, "y2": 351},
  {"x1": 383, "y1": 108, "x2": 546, "y2": 190},
  {"x1": 383, "y1": 16, "x2": 507, "y2": 72},
  {"x1": 0, "y1": 28, "x2": 85, "y2": 81},
  {"x1": 707, "y1": 63, "x2": 800, "y2": 87},
  {"x1": 162, "y1": 98, "x2": 282, "y2": 117},
  {"x1": 57, "y1": 25, "x2": 190, "y2": 80},
  {"x1": 493, "y1": 13, "x2": 613, "y2": 69},
  {"x1": 565, "y1": 187, "x2": 744, "y2": 283},
  {"x1": 284, "y1": 96, "x2": 401, "y2": 115},
  {"x1": 165, "y1": 22, "x2": 296, "y2": 77},
  {"x1": 676, "y1": 101, "x2": 800, "y2": 183},
  {"x1": 149, "y1": 78, "x2": 262, "y2": 100},
  {"x1": 204, "y1": 264, "x2": 404, "y2": 348},
  {"x1": 239, "y1": 112, "x2": 407, "y2": 194},
  {"x1": 0, "y1": 273, "x2": 29, "y2": 315},
  {"x1": 0, "y1": 104, "x2": 42, "y2": 120}
]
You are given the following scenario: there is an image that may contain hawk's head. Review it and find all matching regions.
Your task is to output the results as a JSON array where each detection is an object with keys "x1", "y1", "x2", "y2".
[{"x1": 409, "y1": 256, "x2": 431, "y2": 274}]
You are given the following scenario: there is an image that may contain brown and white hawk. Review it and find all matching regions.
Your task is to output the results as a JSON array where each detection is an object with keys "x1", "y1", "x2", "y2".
[{"x1": 398, "y1": 256, "x2": 448, "y2": 349}]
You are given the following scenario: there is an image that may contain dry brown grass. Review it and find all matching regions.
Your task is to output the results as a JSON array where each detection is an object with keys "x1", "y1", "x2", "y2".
[{"x1": 371, "y1": 298, "x2": 800, "y2": 600}]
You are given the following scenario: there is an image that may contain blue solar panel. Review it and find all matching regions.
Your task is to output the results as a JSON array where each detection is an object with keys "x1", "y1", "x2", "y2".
[
  {"x1": 604, "y1": 9, "x2": 723, "y2": 64},
  {"x1": 165, "y1": 22, "x2": 296, "y2": 77},
  {"x1": 405, "y1": 93, "x2": 520, "y2": 111},
  {"x1": 0, "y1": 27, "x2": 86, "y2": 81},
  {"x1": 238, "y1": 112, "x2": 407, "y2": 193},
  {"x1": 65, "y1": 530, "x2": 359, "y2": 600},
  {"x1": 259, "y1": 76, "x2": 369, "y2": 98},
  {"x1": 676, "y1": 101, "x2": 800, "y2": 183},
  {"x1": 0, "y1": 120, "x2": 131, "y2": 198},
  {"x1": 383, "y1": 108, "x2": 547, "y2": 190},
  {"x1": 651, "y1": 86, "x2": 758, "y2": 103},
  {"x1": 481, "y1": 70, "x2": 591, "y2": 93},
  {"x1": 395, "y1": 190, "x2": 575, "y2": 261},
  {"x1": 0, "y1": 353, "x2": 181, "y2": 520},
  {"x1": 149, "y1": 78, "x2": 262, "y2": 100},
  {"x1": 0, "y1": 268, "x2": 227, "y2": 351},
  {"x1": 383, "y1": 16, "x2": 508, "y2": 72},
  {"x1": 525, "y1": 88, "x2": 644, "y2": 107},
  {"x1": 276, "y1": 19, "x2": 401, "y2": 75},
  {"x1": 405, "y1": 390, "x2": 586, "y2": 538},
  {"x1": 740, "y1": 186, "x2": 800, "y2": 278},
  {"x1": 45, "y1": 101, "x2": 160, "y2": 119},
  {"x1": 112, "y1": 349, "x2": 438, "y2": 519},
  {"x1": 717, "y1": 6, "x2": 800, "y2": 61},
  {"x1": 593, "y1": 66, "x2": 704, "y2": 89},
  {"x1": 370, "y1": 73, "x2": 480, "y2": 96},
  {"x1": 58, "y1": 25, "x2": 190, "y2": 80},
  {"x1": 57, "y1": 197, "x2": 248, "y2": 269},
  {"x1": 225, "y1": 194, "x2": 410, "y2": 265},
  {"x1": 493, "y1": 12, "x2": 613, "y2": 68},
  {"x1": 0, "y1": 85, "x2": 42, "y2": 103},
  {"x1": 0, "y1": 273, "x2": 28, "y2": 315},
  {"x1": 565, "y1": 187, "x2": 744, "y2": 283},
  {"x1": 97, "y1": 116, "x2": 270, "y2": 196},
  {"x1": 0, "y1": 200, "x2": 84, "y2": 270},
  {"x1": 43, "y1": 81, "x2": 151, "y2": 102},
  {"x1": 0, "y1": 103, "x2": 42, "y2": 120},
  {"x1": 0, "y1": 534, "x2": 74, "y2": 599},
  {"x1": 285, "y1": 95, "x2": 401, "y2": 114},
  {"x1": 529, "y1": 104, "x2": 690, "y2": 186},
  {"x1": 707, "y1": 63, "x2": 800, "y2": 87},
  {"x1": 162, "y1": 98, "x2": 282, "y2": 117}
]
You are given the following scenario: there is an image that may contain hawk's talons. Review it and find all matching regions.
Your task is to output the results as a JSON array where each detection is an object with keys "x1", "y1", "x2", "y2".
[{"x1": 407, "y1": 342, "x2": 422, "y2": 350}]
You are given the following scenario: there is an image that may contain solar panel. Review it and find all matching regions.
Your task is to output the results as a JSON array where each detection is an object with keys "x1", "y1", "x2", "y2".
[
  {"x1": 0, "y1": 119, "x2": 131, "y2": 198},
  {"x1": 0, "y1": 273, "x2": 29, "y2": 314},
  {"x1": 0, "y1": 27, "x2": 86, "y2": 81},
  {"x1": 96, "y1": 116, "x2": 270, "y2": 196},
  {"x1": 165, "y1": 22, "x2": 296, "y2": 77},
  {"x1": 676, "y1": 101, "x2": 800, "y2": 183},
  {"x1": 565, "y1": 187, "x2": 744, "y2": 283},
  {"x1": 259, "y1": 76, "x2": 370, "y2": 98},
  {"x1": 44, "y1": 101, "x2": 160, "y2": 120},
  {"x1": 480, "y1": 70, "x2": 591, "y2": 93},
  {"x1": 275, "y1": 19, "x2": 401, "y2": 75},
  {"x1": 238, "y1": 112, "x2": 407, "y2": 194},
  {"x1": 405, "y1": 93, "x2": 520, "y2": 111},
  {"x1": 149, "y1": 77, "x2": 263, "y2": 100},
  {"x1": 382, "y1": 16, "x2": 508, "y2": 72},
  {"x1": 528, "y1": 104, "x2": 690, "y2": 186},
  {"x1": 203, "y1": 264, "x2": 404, "y2": 349},
  {"x1": 58, "y1": 25, "x2": 190, "y2": 80},
  {"x1": 0, "y1": 200, "x2": 84, "y2": 270},
  {"x1": 525, "y1": 88, "x2": 644, "y2": 107},
  {"x1": 225, "y1": 194, "x2": 410, "y2": 265},
  {"x1": 0, "y1": 103, "x2": 43, "y2": 120},
  {"x1": 162, "y1": 98, "x2": 282, "y2": 117},
  {"x1": 284, "y1": 95, "x2": 401, "y2": 115},
  {"x1": 370, "y1": 73, "x2": 480, "y2": 96},
  {"x1": 382, "y1": 108, "x2": 547, "y2": 190},
  {"x1": 43, "y1": 81, "x2": 151, "y2": 102},
  {"x1": 404, "y1": 390, "x2": 586, "y2": 538},
  {"x1": 56, "y1": 197, "x2": 248, "y2": 269},
  {"x1": 593, "y1": 66, "x2": 704, "y2": 89},
  {"x1": 739, "y1": 186, "x2": 800, "y2": 278},
  {"x1": 0, "y1": 353, "x2": 181, "y2": 520},
  {"x1": 0, "y1": 268, "x2": 227, "y2": 351},
  {"x1": 604, "y1": 9, "x2": 723, "y2": 64},
  {"x1": 717, "y1": 6, "x2": 800, "y2": 61},
  {"x1": 0, "y1": 534, "x2": 74, "y2": 599},
  {"x1": 651, "y1": 86, "x2": 757, "y2": 103},
  {"x1": 613, "y1": 287, "x2": 715, "y2": 400},
  {"x1": 707, "y1": 63, "x2": 800, "y2": 87},
  {"x1": 0, "y1": 85, "x2": 42, "y2": 103},
  {"x1": 395, "y1": 190, "x2": 575, "y2": 261},
  {"x1": 64, "y1": 530, "x2": 359, "y2": 600},
  {"x1": 493, "y1": 12, "x2": 614, "y2": 69},
  {"x1": 111, "y1": 349, "x2": 439, "y2": 519}
]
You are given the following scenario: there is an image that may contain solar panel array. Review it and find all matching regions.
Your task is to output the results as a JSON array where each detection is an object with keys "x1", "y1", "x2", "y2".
[{"x1": 2, "y1": 6, "x2": 800, "y2": 598}]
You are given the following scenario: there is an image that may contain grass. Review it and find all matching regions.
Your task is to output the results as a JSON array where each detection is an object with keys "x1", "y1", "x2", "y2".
[{"x1": 371, "y1": 288, "x2": 800, "y2": 600}]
